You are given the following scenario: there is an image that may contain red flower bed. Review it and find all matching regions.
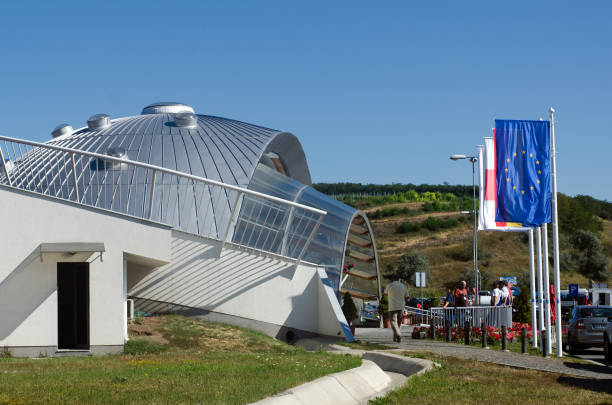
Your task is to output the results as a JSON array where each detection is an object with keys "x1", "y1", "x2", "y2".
[{"x1": 429, "y1": 322, "x2": 538, "y2": 343}]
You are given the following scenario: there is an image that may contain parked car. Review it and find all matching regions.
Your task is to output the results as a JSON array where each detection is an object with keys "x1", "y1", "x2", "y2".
[
  {"x1": 604, "y1": 315, "x2": 612, "y2": 361},
  {"x1": 478, "y1": 291, "x2": 492, "y2": 306},
  {"x1": 407, "y1": 298, "x2": 435, "y2": 309},
  {"x1": 358, "y1": 302, "x2": 380, "y2": 327},
  {"x1": 566, "y1": 305, "x2": 612, "y2": 354}
]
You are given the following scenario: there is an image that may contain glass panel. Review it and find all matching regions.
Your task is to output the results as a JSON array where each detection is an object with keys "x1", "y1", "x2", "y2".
[{"x1": 235, "y1": 163, "x2": 379, "y2": 297}]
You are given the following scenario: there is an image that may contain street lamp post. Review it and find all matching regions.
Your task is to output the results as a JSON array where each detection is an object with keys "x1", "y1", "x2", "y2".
[{"x1": 450, "y1": 154, "x2": 479, "y2": 305}]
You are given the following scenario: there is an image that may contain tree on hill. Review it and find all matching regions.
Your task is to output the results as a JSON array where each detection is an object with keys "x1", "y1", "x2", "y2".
[
  {"x1": 457, "y1": 267, "x2": 492, "y2": 292},
  {"x1": 557, "y1": 193, "x2": 603, "y2": 235},
  {"x1": 312, "y1": 182, "x2": 475, "y2": 198},
  {"x1": 574, "y1": 195, "x2": 612, "y2": 220},
  {"x1": 396, "y1": 252, "x2": 429, "y2": 285},
  {"x1": 568, "y1": 230, "x2": 610, "y2": 282}
]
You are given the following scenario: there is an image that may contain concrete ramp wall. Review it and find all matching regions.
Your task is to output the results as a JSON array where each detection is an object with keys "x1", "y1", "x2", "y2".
[{"x1": 129, "y1": 230, "x2": 350, "y2": 340}]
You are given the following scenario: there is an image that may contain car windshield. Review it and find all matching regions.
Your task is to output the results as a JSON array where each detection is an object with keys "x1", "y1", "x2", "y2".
[{"x1": 579, "y1": 307, "x2": 612, "y2": 318}]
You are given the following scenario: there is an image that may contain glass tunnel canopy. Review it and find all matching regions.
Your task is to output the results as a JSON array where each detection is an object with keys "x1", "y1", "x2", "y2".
[{"x1": 233, "y1": 163, "x2": 381, "y2": 300}]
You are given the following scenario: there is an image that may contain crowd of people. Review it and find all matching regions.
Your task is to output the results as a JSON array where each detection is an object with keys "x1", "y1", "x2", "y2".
[
  {"x1": 383, "y1": 275, "x2": 514, "y2": 343},
  {"x1": 492, "y1": 279, "x2": 513, "y2": 307},
  {"x1": 441, "y1": 279, "x2": 514, "y2": 308}
]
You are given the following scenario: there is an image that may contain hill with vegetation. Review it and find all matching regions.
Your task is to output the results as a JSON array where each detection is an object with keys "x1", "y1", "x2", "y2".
[{"x1": 313, "y1": 183, "x2": 612, "y2": 296}]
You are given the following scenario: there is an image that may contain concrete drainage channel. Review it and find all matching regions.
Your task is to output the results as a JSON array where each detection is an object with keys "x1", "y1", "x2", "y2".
[{"x1": 251, "y1": 343, "x2": 437, "y2": 405}]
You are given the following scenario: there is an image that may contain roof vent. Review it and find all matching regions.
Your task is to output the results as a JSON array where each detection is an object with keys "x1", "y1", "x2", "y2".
[
  {"x1": 173, "y1": 112, "x2": 198, "y2": 128},
  {"x1": 93, "y1": 147, "x2": 128, "y2": 170},
  {"x1": 51, "y1": 124, "x2": 73, "y2": 138},
  {"x1": 106, "y1": 147, "x2": 127, "y2": 159},
  {"x1": 87, "y1": 114, "x2": 111, "y2": 130},
  {"x1": 142, "y1": 102, "x2": 195, "y2": 115}
]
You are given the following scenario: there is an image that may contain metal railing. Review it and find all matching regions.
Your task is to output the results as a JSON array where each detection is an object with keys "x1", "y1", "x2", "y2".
[
  {"x1": 0, "y1": 135, "x2": 326, "y2": 265},
  {"x1": 429, "y1": 306, "x2": 512, "y2": 329}
]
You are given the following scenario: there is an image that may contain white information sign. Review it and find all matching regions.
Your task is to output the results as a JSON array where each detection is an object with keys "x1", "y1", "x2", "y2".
[{"x1": 415, "y1": 272, "x2": 426, "y2": 287}]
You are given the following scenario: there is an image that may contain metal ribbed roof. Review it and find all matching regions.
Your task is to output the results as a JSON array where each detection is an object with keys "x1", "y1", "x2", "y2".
[
  {"x1": 49, "y1": 113, "x2": 285, "y2": 188},
  {"x1": 3, "y1": 109, "x2": 311, "y2": 241}
]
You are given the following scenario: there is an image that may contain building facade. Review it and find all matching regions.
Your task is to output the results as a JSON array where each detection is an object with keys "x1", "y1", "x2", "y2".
[{"x1": 0, "y1": 102, "x2": 380, "y2": 356}]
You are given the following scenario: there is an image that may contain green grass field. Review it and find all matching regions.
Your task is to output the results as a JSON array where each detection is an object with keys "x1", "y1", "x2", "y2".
[
  {"x1": 369, "y1": 352, "x2": 612, "y2": 405},
  {"x1": 0, "y1": 315, "x2": 360, "y2": 405}
]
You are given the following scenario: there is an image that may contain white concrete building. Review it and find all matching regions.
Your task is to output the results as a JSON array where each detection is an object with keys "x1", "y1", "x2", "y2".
[{"x1": 0, "y1": 103, "x2": 381, "y2": 356}]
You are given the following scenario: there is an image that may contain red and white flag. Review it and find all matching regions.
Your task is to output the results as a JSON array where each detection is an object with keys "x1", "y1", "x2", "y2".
[{"x1": 478, "y1": 135, "x2": 530, "y2": 232}]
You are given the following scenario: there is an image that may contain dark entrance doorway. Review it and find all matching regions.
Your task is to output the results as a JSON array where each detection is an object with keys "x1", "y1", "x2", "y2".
[{"x1": 57, "y1": 262, "x2": 89, "y2": 350}]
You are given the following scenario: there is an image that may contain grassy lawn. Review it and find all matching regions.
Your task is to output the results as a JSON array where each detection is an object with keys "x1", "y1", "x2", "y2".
[
  {"x1": 369, "y1": 352, "x2": 612, "y2": 405},
  {"x1": 0, "y1": 315, "x2": 360, "y2": 405}
]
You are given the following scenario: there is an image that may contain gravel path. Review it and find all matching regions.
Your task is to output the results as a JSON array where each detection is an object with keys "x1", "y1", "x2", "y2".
[{"x1": 355, "y1": 327, "x2": 612, "y2": 380}]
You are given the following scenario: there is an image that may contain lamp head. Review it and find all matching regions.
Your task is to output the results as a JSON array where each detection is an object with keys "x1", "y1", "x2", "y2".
[{"x1": 450, "y1": 154, "x2": 467, "y2": 160}]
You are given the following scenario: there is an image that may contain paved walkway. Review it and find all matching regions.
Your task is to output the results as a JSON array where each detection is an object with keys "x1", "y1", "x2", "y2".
[{"x1": 355, "y1": 327, "x2": 612, "y2": 380}]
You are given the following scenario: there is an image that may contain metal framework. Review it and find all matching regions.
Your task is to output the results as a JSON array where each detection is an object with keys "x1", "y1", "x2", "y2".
[{"x1": 0, "y1": 135, "x2": 326, "y2": 262}]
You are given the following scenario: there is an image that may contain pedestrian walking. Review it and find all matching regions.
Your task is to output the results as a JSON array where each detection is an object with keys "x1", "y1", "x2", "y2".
[{"x1": 384, "y1": 274, "x2": 409, "y2": 343}]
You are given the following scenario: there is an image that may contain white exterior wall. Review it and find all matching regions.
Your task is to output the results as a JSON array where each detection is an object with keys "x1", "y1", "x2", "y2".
[
  {"x1": 0, "y1": 187, "x2": 348, "y2": 354},
  {"x1": 0, "y1": 189, "x2": 171, "y2": 352},
  {"x1": 129, "y1": 230, "x2": 346, "y2": 338}
]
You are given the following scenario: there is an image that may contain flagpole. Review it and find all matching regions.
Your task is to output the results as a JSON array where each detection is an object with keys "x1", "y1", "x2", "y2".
[
  {"x1": 536, "y1": 227, "x2": 544, "y2": 349},
  {"x1": 549, "y1": 107, "x2": 563, "y2": 357},
  {"x1": 529, "y1": 228, "x2": 538, "y2": 347},
  {"x1": 542, "y1": 224, "x2": 552, "y2": 354}
]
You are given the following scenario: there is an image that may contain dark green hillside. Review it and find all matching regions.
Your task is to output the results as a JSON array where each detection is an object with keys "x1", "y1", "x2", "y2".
[{"x1": 315, "y1": 183, "x2": 612, "y2": 294}]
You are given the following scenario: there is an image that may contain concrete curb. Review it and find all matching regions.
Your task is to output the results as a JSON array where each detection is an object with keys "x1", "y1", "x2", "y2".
[{"x1": 250, "y1": 347, "x2": 437, "y2": 405}]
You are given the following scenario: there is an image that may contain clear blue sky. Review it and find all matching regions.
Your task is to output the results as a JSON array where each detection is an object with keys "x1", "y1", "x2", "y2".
[{"x1": 1, "y1": 1, "x2": 610, "y2": 200}]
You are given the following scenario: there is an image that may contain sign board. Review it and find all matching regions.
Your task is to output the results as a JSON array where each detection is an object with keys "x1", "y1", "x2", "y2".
[
  {"x1": 499, "y1": 276, "x2": 517, "y2": 288},
  {"x1": 591, "y1": 282, "x2": 607, "y2": 289},
  {"x1": 415, "y1": 272, "x2": 426, "y2": 287},
  {"x1": 568, "y1": 284, "x2": 579, "y2": 297}
]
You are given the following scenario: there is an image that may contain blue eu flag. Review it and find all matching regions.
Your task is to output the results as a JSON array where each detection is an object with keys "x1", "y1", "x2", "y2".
[{"x1": 495, "y1": 120, "x2": 551, "y2": 226}]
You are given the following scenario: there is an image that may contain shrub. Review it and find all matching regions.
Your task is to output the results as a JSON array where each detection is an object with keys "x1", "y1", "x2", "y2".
[
  {"x1": 341, "y1": 292, "x2": 358, "y2": 323},
  {"x1": 399, "y1": 221, "x2": 421, "y2": 233}
]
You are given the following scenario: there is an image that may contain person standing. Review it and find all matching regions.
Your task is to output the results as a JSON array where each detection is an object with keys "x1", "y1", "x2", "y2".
[
  {"x1": 443, "y1": 286, "x2": 455, "y2": 309},
  {"x1": 454, "y1": 281, "x2": 468, "y2": 307},
  {"x1": 384, "y1": 274, "x2": 409, "y2": 343},
  {"x1": 492, "y1": 282, "x2": 502, "y2": 306},
  {"x1": 443, "y1": 286, "x2": 455, "y2": 327},
  {"x1": 503, "y1": 280, "x2": 513, "y2": 306},
  {"x1": 500, "y1": 280, "x2": 510, "y2": 306}
]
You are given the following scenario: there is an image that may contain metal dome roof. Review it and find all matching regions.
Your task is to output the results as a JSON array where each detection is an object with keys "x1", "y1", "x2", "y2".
[
  {"x1": 48, "y1": 111, "x2": 311, "y2": 188},
  {"x1": 3, "y1": 107, "x2": 312, "y2": 243}
]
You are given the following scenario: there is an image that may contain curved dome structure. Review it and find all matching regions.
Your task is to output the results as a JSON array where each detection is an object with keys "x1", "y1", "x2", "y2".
[
  {"x1": 2, "y1": 102, "x2": 380, "y2": 300},
  {"x1": 0, "y1": 101, "x2": 383, "y2": 356}
]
